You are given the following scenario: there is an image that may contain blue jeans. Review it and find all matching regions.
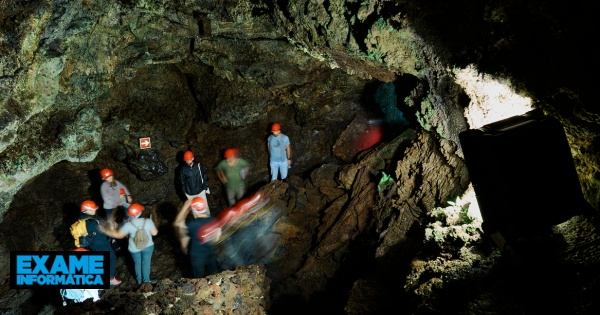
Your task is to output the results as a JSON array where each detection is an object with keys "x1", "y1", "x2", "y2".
[
  {"x1": 270, "y1": 160, "x2": 288, "y2": 181},
  {"x1": 130, "y1": 245, "x2": 154, "y2": 283}
]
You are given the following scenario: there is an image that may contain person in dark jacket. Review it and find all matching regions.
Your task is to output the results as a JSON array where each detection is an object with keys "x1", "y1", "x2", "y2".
[
  {"x1": 179, "y1": 150, "x2": 211, "y2": 215},
  {"x1": 79, "y1": 200, "x2": 122, "y2": 285}
]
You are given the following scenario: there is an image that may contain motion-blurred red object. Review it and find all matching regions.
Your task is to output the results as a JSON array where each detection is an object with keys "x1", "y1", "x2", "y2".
[
  {"x1": 355, "y1": 123, "x2": 383, "y2": 154},
  {"x1": 197, "y1": 192, "x2": 262, "y2": 243}
]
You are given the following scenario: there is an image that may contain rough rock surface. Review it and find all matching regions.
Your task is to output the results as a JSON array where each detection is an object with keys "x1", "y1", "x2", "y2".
[{"x1": 55, "y1": 265, "x2": 270, "y2": 315}]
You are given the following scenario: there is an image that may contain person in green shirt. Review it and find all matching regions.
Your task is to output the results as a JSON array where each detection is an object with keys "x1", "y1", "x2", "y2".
[{"x1": 215, "y1": 148, "x2": 251, "y2": 206}]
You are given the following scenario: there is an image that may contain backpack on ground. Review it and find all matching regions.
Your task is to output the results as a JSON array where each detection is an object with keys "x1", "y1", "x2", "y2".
[
  {"x1": 130, "y1": 219, "x2": 149, "y2": 249},
  {"x1": 70, "y1": 218, "x2": 97, "y2": 248}
]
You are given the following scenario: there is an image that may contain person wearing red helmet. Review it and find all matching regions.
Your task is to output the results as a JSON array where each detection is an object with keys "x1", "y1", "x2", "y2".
[
  {"x1": 173, "y1": 197, "x2": 220, "y2": 278},
  {"x1": 215, "y1": 148, "x2": 251, "y2": 206},
  {"x1": 179, "y1": 150, "x2": 211, "y2": 215},
  {"x1": 99, "y1": 168, "x2": 133, "y2": 224},
  {"x1": 267, "y1": 122, "x2": 292, "y2": 181},
  {"x1": 100, "y1": 203, "x2": 158, "y2": 284},
  {"x1": 78, "y1": 200, "x2": 122, "y2": 285}
]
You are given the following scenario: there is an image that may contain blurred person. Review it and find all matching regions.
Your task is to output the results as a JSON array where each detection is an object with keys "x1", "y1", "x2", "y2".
[
  {"x1": 173, "y1": 197, "x2": 221, "y2": 278},
  {"x1": 215, "y1": 148, "x2": 251, "y2": 206}
]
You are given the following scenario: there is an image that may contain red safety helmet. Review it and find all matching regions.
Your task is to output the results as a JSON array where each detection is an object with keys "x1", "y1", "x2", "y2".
[
  {"x1": 224, "y1": 148, "x2": 238, "y2": 159},
  {"x1": 183, "y1": 151, "x2": 194, "y2": 161},
  {"x1": 271, "y1": 123, "x2": 281, "y2": 131},
  {"x1": 120, "y1": 188, "x2": 126, "y2": 195},
  {"x1": 191, "y1": 197, "x2": 207, "y2": 211},
  {"x1": 100, "y1": 168, "x2": 114, "y2": 179},
  {"x1": 128, "y1": 203, "x2": 144, "y2": 217},
  {"x1": 80, "y1": 200, "x2": 99, "y2": 212}
]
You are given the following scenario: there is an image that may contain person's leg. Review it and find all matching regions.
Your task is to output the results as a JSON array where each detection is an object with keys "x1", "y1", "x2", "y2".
[
  {"x1": 226, "y1": 187, "x2": 236, "y2": 206},
  {"x1": 234, "y1": 185, "x2": 245, "y2": 203},
  {"x1": 141, "y1": 245, "x2": 154, "y2": 283},
  {"x1": 109, "y1": 247, "x2": 116, "y2": 279},
  {"x1": 270, "y1": 161, "x2": 278, "y2": 180},
  {"x1": 130, "y1": 250, "x2": 142, "y2": 284},
  {"x1": 205, "y1": 250, "x2": 218, "y2": 277},
  {"x1": 190, "y1": 254, "x2": 206, "y2": 278},
  {"x1": 279, "y1": 161, "x2": 288, "y2": 180}
]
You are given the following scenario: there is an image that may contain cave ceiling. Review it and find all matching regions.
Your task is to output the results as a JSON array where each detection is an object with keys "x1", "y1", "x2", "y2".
[{"x1": 1, "y1": 0, "x2": 599, "y2": 314}]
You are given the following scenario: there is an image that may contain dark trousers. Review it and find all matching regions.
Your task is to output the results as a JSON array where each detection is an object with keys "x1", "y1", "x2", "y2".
[
  {"x1": 92, "y1": 244, "x2": 117, "y2": 279},
  {"x1": 190, "y1": 251, "x2": 217, "y2": 278}
]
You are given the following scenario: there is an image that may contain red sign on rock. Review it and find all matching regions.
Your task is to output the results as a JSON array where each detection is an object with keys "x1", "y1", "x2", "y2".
[{"x1": 139, "y1": 137, "x2": 151, "y2": 149}]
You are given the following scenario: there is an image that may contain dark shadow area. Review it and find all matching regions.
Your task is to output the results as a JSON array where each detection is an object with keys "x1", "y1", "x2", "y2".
[
  {"x1": 173, "y1": 150, "x2": 188, "y2": 202},
  {"x1": 86, "y1": 168, "x2": 103, "y2": 207},
  {"x1": 57, "y1": 202, "x2": 84, "y2": 250}
]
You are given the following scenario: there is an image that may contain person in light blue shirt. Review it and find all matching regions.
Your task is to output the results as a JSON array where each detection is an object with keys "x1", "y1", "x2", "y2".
[
  {"x1": 101, "y1": 203, "x2": 158, "y2": 284},
  {"x1": 267, "y1": 122, "x2": 292, "y2": 181}
]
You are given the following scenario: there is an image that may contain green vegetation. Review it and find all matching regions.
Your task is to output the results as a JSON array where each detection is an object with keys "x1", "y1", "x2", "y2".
[{"x1": 424, "y1": 195, "x2": 483, "y2": 248}]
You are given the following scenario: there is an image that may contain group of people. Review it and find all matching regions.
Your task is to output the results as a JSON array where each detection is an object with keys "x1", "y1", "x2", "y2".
[
  {"x1": 77, "y1": 171, "x2": 158, "y2": 287},
  {"x1": 67, "y1": 122, "x2": 292, "y2": 299}
]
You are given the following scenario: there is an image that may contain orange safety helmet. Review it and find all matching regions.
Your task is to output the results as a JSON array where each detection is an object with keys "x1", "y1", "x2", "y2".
[
  {"x1": 183, "y1": 150, "x2": 194, "y2": 161},
  {"x1": 191, "y1": 197, "x2": 207, "y2": 211},
  {"x1": 100, "y1": 168, "x2": 114, "y2": 179},
  {"x1": 128, "y1": 203, "x2": 144, "y2": 217},
  {"x1": 80, "y1": 200, "x2": 99, "y2": 212},
  {"x1": 73, "y1": 247, "x2": 89, "y2": 252},
  {"x1": 271, "y1": 123, "x2": 281, "y2": 131},
  {"x1": 224, "y1": 148, "x2": 238, "y2": 159},
  {"x1": 120, "y1": 188, "x2": 126, "y2": 195}
]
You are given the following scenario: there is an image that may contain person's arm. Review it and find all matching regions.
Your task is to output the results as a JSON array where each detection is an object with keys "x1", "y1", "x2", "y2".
[
  {"x1": 200, "y1": 164, "x2": 210, "y2": 189},
  {"x1": 150, "y1": 206, "x2": 159, "y2": 229},
  {"x1": 216, "y1": 169, "x2": 227, "y2": 184},
  {"x1": 121, "y1": 183, "x2": 133, "y2": 204},
  {"x1": 98, "y1": 223, "x2": 127, "y2": 239},
  {"x1": 173, "y1": 199, "x2": 192, "y2": 228},
  {"x1": 148, "y1": 219, "x2": 159, "y2": 237},
  {"x1": 173, "y1": 199, "x2": 192, "y2": 254},
  {"x1": 267, "y1": 136, "x2": 271, "y2": 156},
  {"x1": 286, "y1": 144, "x2": 292, "y2": 165},
  {"x1": 100, "y1": 182, "x2": 109, "y2": 203}
]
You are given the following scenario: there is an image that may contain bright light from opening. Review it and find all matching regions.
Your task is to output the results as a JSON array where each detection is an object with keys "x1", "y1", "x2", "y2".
[
  {"x1": 451, "y1": 65, "x2": 533, "y2": 223},
  {"x1": 453, "y1": 65, "x2": 533, "y2": 129}
]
